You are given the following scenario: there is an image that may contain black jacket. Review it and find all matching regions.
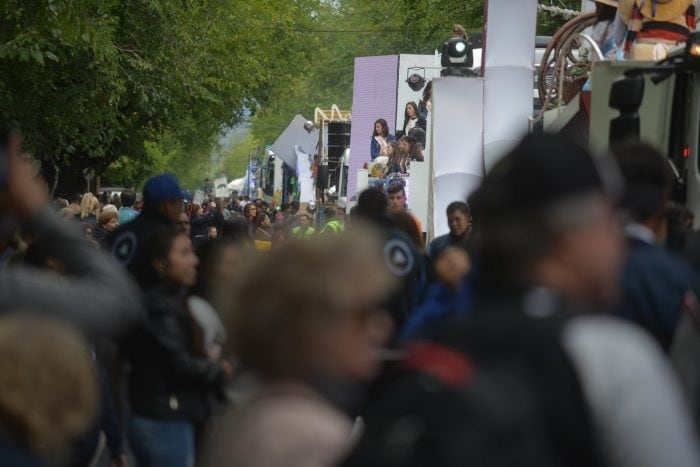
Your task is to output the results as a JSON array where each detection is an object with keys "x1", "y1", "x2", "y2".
[
  {"x1": 399, "y1": 115, "x2": 427, "y2": 138},
  {"x1": 92, "y1": 225, "x2": 110, "y2": 249},
  {"x1": 125, "y1": 284, "x2": 222, "y2": 423},
  {"x1": 108, "y1": 210, "x2": 173, "y2": 278},
  {"x1": 618, "y1": 237, "x2": 695, "y2": 351},
  {"x1": 428, "y1": 233, "x2": 469, "y2": 258}
]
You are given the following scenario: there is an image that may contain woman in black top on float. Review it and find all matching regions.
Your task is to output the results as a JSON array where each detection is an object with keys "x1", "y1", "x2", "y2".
[{"x1": 400, "y1": 102, "x2": 426, "y2": 138}]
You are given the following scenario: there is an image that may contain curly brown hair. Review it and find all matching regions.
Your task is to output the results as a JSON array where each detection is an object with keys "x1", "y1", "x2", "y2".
[{"x1": 0, "y1": 317, "x2": 97, "y2": 457}]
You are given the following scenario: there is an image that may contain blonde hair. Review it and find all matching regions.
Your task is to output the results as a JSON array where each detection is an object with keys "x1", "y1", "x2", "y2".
[
  {"x1": 0, "y1": 317, "x2": 97, "y2": 456},
  {"x1": 80, "y1": 193, "x2": 100, "y2": 220},
  {"x1": 452, "y1": 24, "x2": 467, "y2": 40},
  {"x1": 227, "y1": 231, "x2": 394, "y2": 381}
]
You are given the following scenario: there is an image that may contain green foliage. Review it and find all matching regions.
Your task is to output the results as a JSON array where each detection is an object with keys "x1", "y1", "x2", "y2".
[
  {"x1": 221, "y1": 131, "x2": 257, "y2": 181},
  {"x1": 0, "y1": 0, "x2": 318, "y2": 194}
]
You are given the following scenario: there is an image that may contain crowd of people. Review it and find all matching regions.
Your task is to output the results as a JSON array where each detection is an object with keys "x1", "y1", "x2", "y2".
[
  {"x1": 2, "y1": 119, "x2": 700, "y2": 467},
  {"x1": 368, "y1": 24, "x2": 469, "y2": 179},
  {"x1": 370, "y1": 98, "x2": 429, "y2": 179}
]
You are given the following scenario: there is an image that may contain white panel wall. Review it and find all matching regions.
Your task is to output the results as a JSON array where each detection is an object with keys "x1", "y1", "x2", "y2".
[
  {"x1": 295, "y1": 146, "x2": 315, "y2": 204},
  {"x1": 431, "y1": 78, "x2": 485, "y2": 237},
  {"x1": 483, "y1": 0, "x2": 538, "y2": 170}
]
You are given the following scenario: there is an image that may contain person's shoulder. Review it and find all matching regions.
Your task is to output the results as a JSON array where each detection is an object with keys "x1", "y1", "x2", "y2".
[
  {"x1": 562, "y1": 314, "x2": 669, "y2": 380},
  {"x1": 429, "y1": 233, "x2": 450, "y2": 254},
  {"x1": 204, "y1": 395, "x2": 351, "y2": 467},
  {"x1": 430, "y1": 233, "x2": 450, "y2": 245},
  {"x1": 626, "y1": 241, "x2": 694, "y2": 281}
]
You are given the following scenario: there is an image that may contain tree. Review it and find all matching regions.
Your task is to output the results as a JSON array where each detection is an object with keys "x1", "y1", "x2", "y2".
[{"x1": 0, "y1": 0, "x2": 323, "y2": 195}]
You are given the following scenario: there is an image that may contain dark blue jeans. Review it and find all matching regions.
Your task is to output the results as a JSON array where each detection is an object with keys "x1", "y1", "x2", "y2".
[{"x1": 128, "y1": 415, "x2": 194, "y2": 467}]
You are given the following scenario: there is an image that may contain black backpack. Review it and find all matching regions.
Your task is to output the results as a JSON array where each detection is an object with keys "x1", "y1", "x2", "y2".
[{"x1": 342, "y1": 308, "x2": 604, "y2": 467}]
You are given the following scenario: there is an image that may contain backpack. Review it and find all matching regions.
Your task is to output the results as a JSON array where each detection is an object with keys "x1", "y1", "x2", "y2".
[{"x1": 342, "y1": 307, "x2": 604, "y2": 467}]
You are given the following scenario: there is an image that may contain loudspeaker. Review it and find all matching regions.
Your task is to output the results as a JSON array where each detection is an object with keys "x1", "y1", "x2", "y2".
[
  {"x1": 327, "y1": 122, "x2": 351, "y2": 148},
  {"x1": 316, "y1": 165, "x2": 329, "y2": 189}
]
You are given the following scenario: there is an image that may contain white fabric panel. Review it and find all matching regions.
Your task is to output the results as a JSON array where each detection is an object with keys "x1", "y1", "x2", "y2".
[
  {"x1": 431, "y1": 78, "x2": 485, "y2": 237},
  {"x1": 295, "y1": 146, "x2": 315, "y2": 204},
  {"x1": 355, "y1": 169, "x2": 369, "y2": 199},
  {"x1": 483, "y1": 0, "x2": 537, "y2": 69},
  {"x1": 408, "y1": 161, "x2": 429, "y2": 233},
  {"x1": 433, "y1": 173, "x2": 484, "y2": 238},
  {"x1": 271, "y1": 115, "x2": 318, "y2": 169},
  {"x1": 483, "y1": 66, "x2": 532, "y2": 170},
  {"x1": 483, "y1": 0, "x2": 537, "y2": 169}
]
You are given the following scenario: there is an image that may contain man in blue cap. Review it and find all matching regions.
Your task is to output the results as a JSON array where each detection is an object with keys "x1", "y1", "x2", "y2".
[{"x1": 108, "y1": 173, "x2": 185, "y2": 277}]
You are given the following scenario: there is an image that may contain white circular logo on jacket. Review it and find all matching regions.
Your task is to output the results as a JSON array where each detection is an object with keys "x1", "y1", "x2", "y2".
[
  {"x1": 112, "y1": 231, "x2": 138, "y2": 265},
  {"x1": 384, "y1": 238, "x2": 414, "y2": 276}
]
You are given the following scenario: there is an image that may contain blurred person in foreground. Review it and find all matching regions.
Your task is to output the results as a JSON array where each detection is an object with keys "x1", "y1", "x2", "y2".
[
  {"x1": 344, "y1": 134, "x2": 700, "y2": 467},
  {"x1": 0, "y1": 122, "x2": 140, "y2": 334},
  {"x1": 123, "y1": 229, "x2": 233, "y2": 467},
  {"x1": 354, "y1": 188, "x2": 426, "y2": 345},
  {"x1": 611, "y1": 142, "x2": 695, "y2": 351},
  {"x1": 22, "y1": 238, "x2": 127, "y2": 467},
  {"x1": 201, "y1": 233, "x2": 395, "y2": 467},
  {"x1": 0, "y1": 316, "x2": 97, "y2": 467}
]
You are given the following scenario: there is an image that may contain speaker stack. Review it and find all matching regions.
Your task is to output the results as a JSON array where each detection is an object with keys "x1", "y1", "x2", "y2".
[{"x1": 325, "y1": 122, "x2": 351, "y2": 193}]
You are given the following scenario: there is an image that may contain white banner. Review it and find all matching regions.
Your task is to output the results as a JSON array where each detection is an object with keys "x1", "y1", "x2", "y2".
[
  {"x1": 271, "y1": 115, "x2": 319, "y2": 169},
  {"x1": 431, "y1": 78, "x2": 485, "y2": 237},
  {"x1": 193, "y1": 189, "x2": 205, "y2": 206},
  {"x1": 295, "y1": 146, "x2": 315, "y2": 204},
  {"x1": 214, "y1": 177, "x2": 228, "y2": 198},
  {"x1": 483, "y1": 0, "x2": 538, "y2": 170}
]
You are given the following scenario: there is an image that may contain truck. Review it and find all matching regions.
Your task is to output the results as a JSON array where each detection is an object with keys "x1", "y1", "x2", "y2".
[{"x1": 543, "y1": 24, "x2": 700, "y2": 221}]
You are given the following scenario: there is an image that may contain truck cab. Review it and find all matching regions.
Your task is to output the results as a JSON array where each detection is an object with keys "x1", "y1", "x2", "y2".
[{"x1": 552, "y1": 33, "x2": 700, "y2": 222}]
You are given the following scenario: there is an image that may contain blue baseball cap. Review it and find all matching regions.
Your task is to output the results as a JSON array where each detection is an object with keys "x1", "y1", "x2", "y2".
[{"x1": 143, "y1": 173, "x2": 185, "y2": 205}]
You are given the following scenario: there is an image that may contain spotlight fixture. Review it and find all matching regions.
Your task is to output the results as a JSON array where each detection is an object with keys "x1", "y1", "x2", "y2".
[
  {"x1": 406, "y1": 72, "x2": 426, "y2": 92},
  {"x1": 441, "y1": 38, "x2": 474, "y2": 77},
  {"x1": 303, "y1": 121, "x2": 317, "y2": 133}
]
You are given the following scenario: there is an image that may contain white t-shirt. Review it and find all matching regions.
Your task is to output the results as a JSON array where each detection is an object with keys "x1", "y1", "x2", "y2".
[
  {"x1": 564, "y1": 316, "x2": 700, "y2": 467},
  {"x1": 405, "y1": 118, "x2": 417, "y2": 135}
]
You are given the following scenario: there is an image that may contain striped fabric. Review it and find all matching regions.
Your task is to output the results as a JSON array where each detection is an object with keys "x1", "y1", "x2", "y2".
[{"x1": 624, "y1": 2, "x2": 695, "y2": 58}]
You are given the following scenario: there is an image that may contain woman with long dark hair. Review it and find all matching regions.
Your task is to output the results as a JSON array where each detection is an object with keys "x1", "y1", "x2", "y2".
[
  {"x1": 400, "y1": 102, "x2": 426, "y2": 139},
  {"x1": 383, "y1": 141, "x2": 408, "y2": 177},
  {"x1": 370, "y1": 118, "x2": 395, "y2": 161},
  {"x1": 126, "y1": 229, "x2": 233, "y2": 467},
  {"x1": 399, "y1": 135, "x2": 424, "y2": 162}
]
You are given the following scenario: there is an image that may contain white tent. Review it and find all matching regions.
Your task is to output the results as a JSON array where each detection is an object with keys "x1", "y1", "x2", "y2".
[{"x1": 227, "y1": 176, "x2": 245, "y2": 193}]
